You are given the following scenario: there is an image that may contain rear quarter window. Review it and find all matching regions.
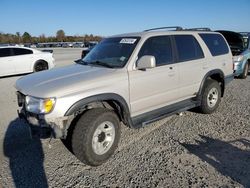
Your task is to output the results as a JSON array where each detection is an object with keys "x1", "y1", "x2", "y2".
[
  {"x1": 13, "y1": 48, "x2": 33, "y2": 56},
  {"x1": 0, "y1": 48, "x2": 12, "y2": 57},
  {"x1": 199, "y1": 33, "x2": 229, "y2": 56}
]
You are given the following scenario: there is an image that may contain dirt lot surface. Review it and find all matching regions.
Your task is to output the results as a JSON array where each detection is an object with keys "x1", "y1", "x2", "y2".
[{"x1": 0, "y1": 48, "x2": 249, "y2": 187}]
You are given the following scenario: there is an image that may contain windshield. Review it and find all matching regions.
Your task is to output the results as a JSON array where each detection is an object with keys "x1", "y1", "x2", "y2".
[{"x1": 82, "y1": 37, "x2": 140, "y2": 68}]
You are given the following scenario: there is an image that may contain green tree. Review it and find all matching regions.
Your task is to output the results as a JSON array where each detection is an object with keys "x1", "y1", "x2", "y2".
[
  {"x1": 39, "y1": 34, "x2": 46, "y2": 43},
  {"x1": 56, "y1": 29, "x2": 65, "y2": 42},
  {"x1": 22, "y1": 32, "x2": 32, "y2": 43},
  {"x1": 16, "y1": 32, "x2": 21, "y2": 43}
]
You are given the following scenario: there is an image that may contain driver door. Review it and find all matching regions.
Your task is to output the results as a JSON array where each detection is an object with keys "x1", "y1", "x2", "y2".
[{"x1": 129, "y1": 36, "x2": 180, "y2": 117}]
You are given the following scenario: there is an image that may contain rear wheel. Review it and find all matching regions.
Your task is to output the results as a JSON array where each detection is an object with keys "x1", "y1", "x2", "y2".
[
  {"x1": 198, "y1": 79, "x2": 221, "y2": 114},
  {"x1": 34, "y1": 61, "x2": 48, "y2": 72},
  {"x1": 239, "y1": 63, "x2": 249, "y2": 79},
  {"x1": 71, "y1": 108, "x2": 120, "y2": 166}
]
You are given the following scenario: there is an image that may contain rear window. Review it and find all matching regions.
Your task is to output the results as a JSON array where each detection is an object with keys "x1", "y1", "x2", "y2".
[
  {"x1": 199, "y1": 33, "x2": 229, "y2": 56},
  {"x1": 13, "y1": 48, "x2": 33, "y2": 56},
  {"x1": 0, "y1": 48, "x2": 12, "y2": 57},
  {"x1": 174, "y1": 35, "x2": 204, "y2": 62}
]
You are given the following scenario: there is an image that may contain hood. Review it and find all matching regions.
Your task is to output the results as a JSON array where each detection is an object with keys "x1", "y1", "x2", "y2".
[
  {"x1": 15, "y1": 64, "x2": 117, "y2": 98},
  {"x1": 216, "y1": 30, "x2": 245, "y2": 56}
]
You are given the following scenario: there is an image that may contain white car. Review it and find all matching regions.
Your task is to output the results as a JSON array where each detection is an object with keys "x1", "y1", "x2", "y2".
[{"x1": 0, "y1": 46, "x2": 55, "y2": 77}]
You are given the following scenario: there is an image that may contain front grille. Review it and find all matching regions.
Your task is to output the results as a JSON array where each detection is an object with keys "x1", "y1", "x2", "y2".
[{"x1": 17, "y1": 91, "x2": 25, "y2": 107}]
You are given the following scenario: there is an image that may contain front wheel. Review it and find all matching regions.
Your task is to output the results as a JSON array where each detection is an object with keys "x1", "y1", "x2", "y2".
[
  {"x1": 198, "y1": 79, "x2": 221, "y2": 114},
  {"x1": 71, "y1": 108, "x2": 120, "y2": 166},
  {"x1": 239, "y1": 63, "x2": 249, "y2": 79}
]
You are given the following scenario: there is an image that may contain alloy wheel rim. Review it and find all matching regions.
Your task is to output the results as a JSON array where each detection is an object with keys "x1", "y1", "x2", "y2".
[
  {"x1": 207, "y1": 87, "x2": 219, "y2": 108},
  {"x1": 35, "y1": 64, "x2": 47, "y2": 72},
  {"x1": 92, "y1": 121, "x2": 115, "y2": 155}
]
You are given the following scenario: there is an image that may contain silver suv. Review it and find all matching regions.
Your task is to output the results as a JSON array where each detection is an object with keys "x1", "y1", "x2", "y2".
[{"x1": 16, "y1": 27, "x2": 234, "y2": 166}]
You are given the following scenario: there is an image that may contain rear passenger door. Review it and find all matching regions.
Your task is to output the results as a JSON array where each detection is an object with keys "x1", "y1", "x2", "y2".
[
  {"x1": 173, "y1": 35, "x2": 205, "y2": 100},
  {"x1": 129, "y1": 36, "x2": 179, "y2": 117},
  {"x1": 0, "y1": 48, "x2": 15, "y2": 76},
  {"x1": 12, "y1": 48, "x2": 33, "y2": 73}
]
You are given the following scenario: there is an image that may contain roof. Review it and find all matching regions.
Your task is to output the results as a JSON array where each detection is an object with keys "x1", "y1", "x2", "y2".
[
  {"x1": 111, "y1": 30, "x2": 216, "y2": 38},
  {"x1": 0, "y1": 46, "x2": 43, "y2": 54},
  {"x1": 0, "y1": 46, "x2": 33, "y2": 50}
]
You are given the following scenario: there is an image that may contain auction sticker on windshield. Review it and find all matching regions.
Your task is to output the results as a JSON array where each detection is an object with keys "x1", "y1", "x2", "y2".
[{"x1": 120, "y1": 38, "x2": 137, "y2": 44}]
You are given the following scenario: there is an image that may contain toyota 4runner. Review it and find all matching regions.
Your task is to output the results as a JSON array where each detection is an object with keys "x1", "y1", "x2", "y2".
[{"x1": 15, "y1": 27, "x2": 234, "y2": 166}]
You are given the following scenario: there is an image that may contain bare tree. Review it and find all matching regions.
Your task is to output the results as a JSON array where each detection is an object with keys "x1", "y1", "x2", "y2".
[{"x1": 39, "y1": 34, "x2": 46, "y2": 43}]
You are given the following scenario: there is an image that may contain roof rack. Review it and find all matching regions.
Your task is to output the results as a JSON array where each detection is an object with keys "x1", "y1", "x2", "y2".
[
  {"x1": 185, "y1": 27, "x2": 211, "y2": 31},
  {"x1": 144, "y1": 26, "x2": 183, "y2": 32}
]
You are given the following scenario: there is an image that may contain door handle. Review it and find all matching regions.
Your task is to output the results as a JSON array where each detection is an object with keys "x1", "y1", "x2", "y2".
[{"x1": 168, "y1": 66, "x2": 175, "y2": 76}]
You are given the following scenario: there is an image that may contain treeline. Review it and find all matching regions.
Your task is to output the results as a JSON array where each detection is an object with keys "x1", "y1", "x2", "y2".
[{"x1": 0, "y1": 29, "x2": 102, "y2": 44}]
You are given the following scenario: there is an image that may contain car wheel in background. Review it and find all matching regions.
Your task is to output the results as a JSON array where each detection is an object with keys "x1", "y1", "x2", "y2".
[
  {"x1": 34, "y1": 60, "x2": 48, "y2": 72},
  {"x1": 239, "y1": 63, "x2": 249, "y2": 79}
]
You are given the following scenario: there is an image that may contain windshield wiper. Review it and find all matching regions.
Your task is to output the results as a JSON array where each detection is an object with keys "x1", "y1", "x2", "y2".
[
  {"x1": 75, "y1": 59, "x2": 88, "y2": 65},
  {"x1": 89, "y1": 61, "x2": 114, "y2": 68}
]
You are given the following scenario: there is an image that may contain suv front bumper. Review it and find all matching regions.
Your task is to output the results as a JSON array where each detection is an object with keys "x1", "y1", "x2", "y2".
[
  {"x1": 17, "y1": 91, "x2": 73, "y2": 139},
  {"x1": 18, "y1": 108, "x2": 73, "y2": 139},
  {"x1": 18, "y1": 109, "x2": 54, "y2": 138}
]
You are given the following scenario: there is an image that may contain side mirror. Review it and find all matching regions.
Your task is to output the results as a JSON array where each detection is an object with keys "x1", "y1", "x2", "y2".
[{"x1": 137, "y1": 55, "x2": 156, "y2": 70}]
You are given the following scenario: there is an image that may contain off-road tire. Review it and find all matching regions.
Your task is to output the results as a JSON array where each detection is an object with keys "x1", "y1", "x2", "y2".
[
  {"x1": 71, "y1": 108, "x2": 120, "y2": 166},
  {"x1": 198, "y1": 79, "x2": 221, "y2": 114}
]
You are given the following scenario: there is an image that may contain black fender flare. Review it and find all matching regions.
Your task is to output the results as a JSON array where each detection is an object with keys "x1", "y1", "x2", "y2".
[
  {"x1": 197, "y1": 69, "x2": 225, "y2": 98},
  {"x1": 64, "y1": 93, "x2": 134, "y2": 127}
]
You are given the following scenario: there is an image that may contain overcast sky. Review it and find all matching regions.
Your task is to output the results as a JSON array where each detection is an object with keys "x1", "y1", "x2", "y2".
[{"x1": 1, "y1": 0, "x2": 250, "y2": 37}]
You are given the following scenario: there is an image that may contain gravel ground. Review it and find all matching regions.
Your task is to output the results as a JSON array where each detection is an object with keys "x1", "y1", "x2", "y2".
[{"x1": 0, "y1": 48, "x2": 250, "y2": 187}]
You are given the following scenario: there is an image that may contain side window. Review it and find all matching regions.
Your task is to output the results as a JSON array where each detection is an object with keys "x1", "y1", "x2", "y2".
[
  {"x1": 138, "y1": 36, "x2": 173, "y2": 66},
  {"x1": 199, "y1": 33, "x2": 229, "y2": 56},
  {"x1": 0, "y1": 48, "x2": 12, "y2": 57},
  {"x1": 174, "y1": 35, "x2": 204, "y2": 62},
  {"x1": 13, "y1": 48, "x2": 33, "y2": 56}
]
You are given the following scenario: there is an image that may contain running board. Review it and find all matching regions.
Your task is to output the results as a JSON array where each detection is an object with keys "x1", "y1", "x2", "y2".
[{"x1": 131, "y1": 98, "x2": 200, "y2": 128}]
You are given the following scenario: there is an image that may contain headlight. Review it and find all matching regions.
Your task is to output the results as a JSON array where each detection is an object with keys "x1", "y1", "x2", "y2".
[
  {"x1": 25, "y1": 96, "x2": 56, "y2": 114},
  {"x1": 233, "y1": 55, "x2": 244, "y2": 62}
]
